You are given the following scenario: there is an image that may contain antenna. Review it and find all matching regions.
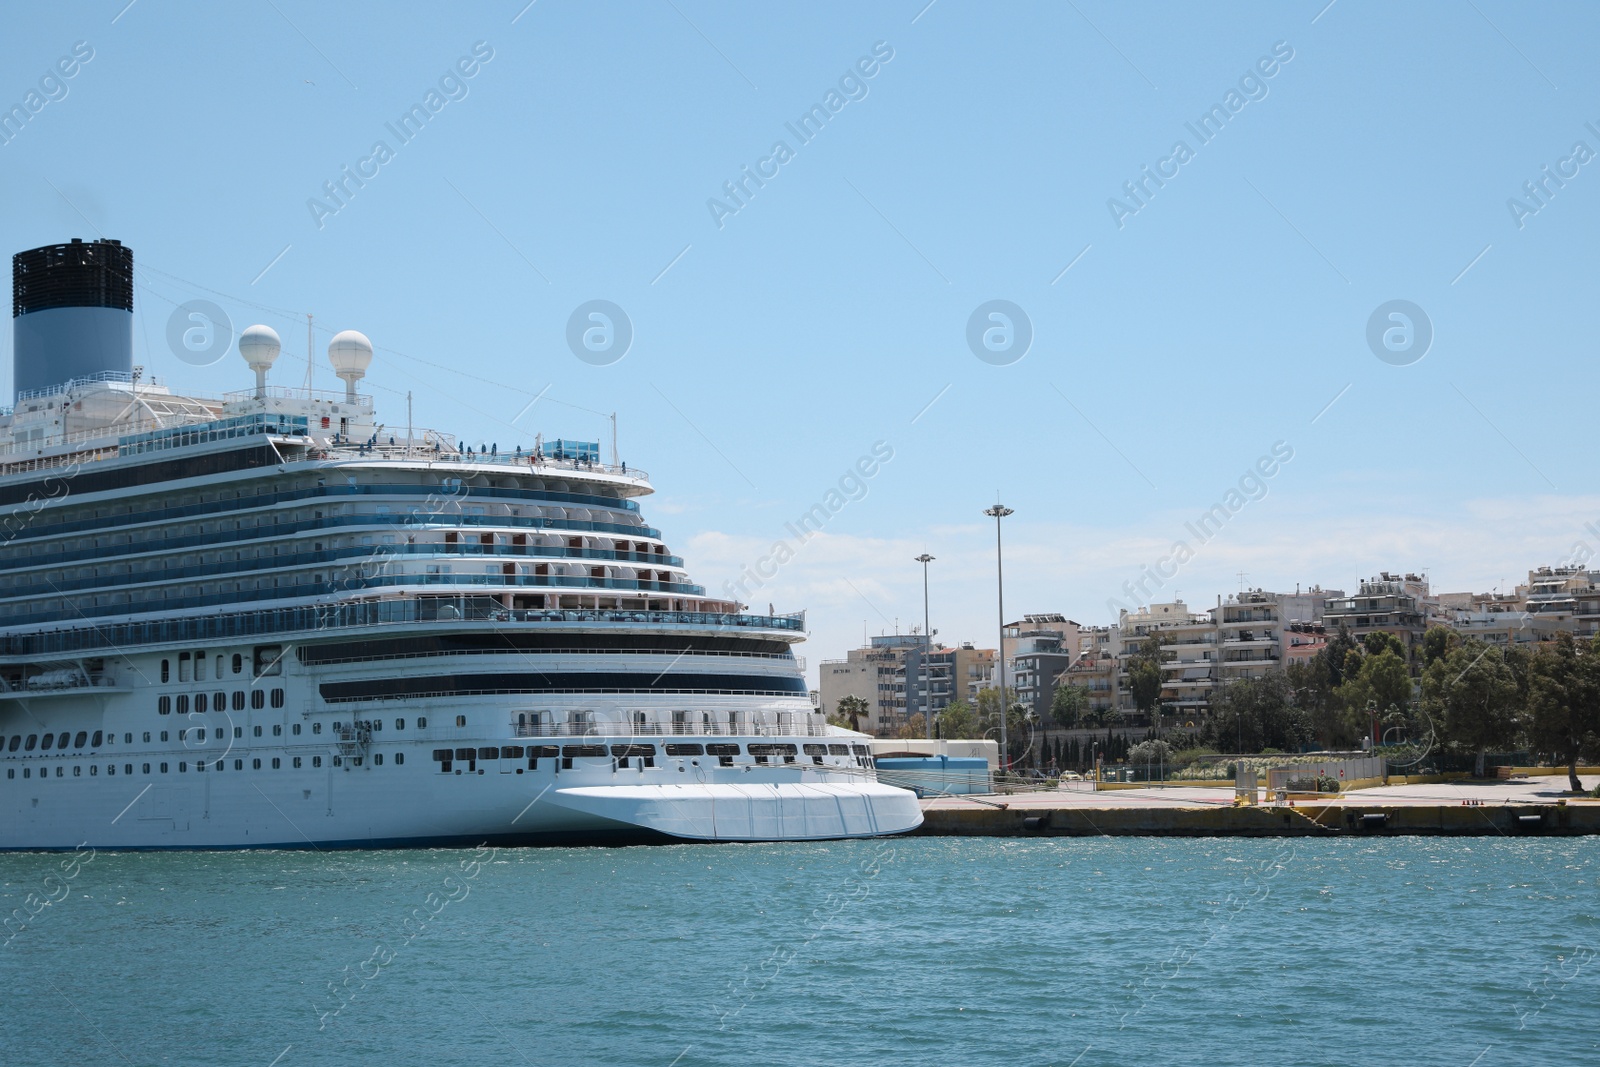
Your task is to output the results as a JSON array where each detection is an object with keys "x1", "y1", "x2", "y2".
[
  {"x1": 610, "y1": 412, "x2": 618, "y2": 467},
  {"x1": 303, "y1": 313, "x2": 315, "y2": 391}
]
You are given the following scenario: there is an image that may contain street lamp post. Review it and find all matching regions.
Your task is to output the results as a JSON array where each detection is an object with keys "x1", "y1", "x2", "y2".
[
  {"x1": 915, "y1": 553, "x2": 935, "y2": 742},
  {"x1": 984, "y1": 504, "x2": 1013, "y2": 772}
]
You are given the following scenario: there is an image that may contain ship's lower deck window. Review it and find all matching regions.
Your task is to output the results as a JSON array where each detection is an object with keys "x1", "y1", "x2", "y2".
[
  {"x1": 395, "y1": 752, "x2": 404, "y2": 765},
  {"x1": 665, "y1": 743, "x2": 704, "y2": 756},
  {"x1": 373, "y1": 754, "x2": 382, "y2": 766}
]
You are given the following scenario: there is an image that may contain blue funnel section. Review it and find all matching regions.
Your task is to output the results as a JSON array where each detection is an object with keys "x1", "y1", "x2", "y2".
[
  {"x1": 13, "y1": 306, "x2": 132, "y2": 397},
  {"x1": 11, "y1": 238, "x2": 134, "y2": 401}
]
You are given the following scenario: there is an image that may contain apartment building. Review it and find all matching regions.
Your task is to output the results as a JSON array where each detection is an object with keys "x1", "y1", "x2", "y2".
[{"x1": 1322, "y1": 573, "x2": 1429, "y2": 664}]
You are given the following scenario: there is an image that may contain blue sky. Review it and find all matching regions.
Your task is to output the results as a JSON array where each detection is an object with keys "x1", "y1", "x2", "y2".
[{"x1": 4, "y1": 1, "x2": 1598, "y2": 681}]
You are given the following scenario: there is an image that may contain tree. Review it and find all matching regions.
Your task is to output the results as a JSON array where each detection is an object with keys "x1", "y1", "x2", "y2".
[
  {"x1": 1527, "y1": 633, "x2": 1600, "y2": 792},
  {"x1": 938, "y1": 699, "x2": 979, "y2": 739},
  {"x1": 1049, "y1": 683, "x2": 1089, "y2": 729},
  {"x1": 1421, "y1": 625, "x2": 1460, "y2": 668},
  {"x1": 1363, "y1": 630, "x2": 1408, "y2": 660},
  {"x1": 976, "y1": 686, "x2": 1030, "y2": 766},
  {"x1": 1325, "y1": 625, "x2": 1360, "y2": 687},
  {"x1": 1337, "y1": 648, "x2": 1411, "y2": 744},
  {"x1": 1207, "y1": 672, "x2": 1311, "y2": 753},
  {"x1": 896, "y1": 713, "x2": 927, "y2": 740},
  {"x1": 829, "y1": 695, "x2": 870, "y2": 733},
  {"x1": 1424, "y1": 640, "x2": 1519, "y2": 776},
  {"x1": 1127, "y1": 633, "x2": 1165, "y2": 719},
  {"x1": 1128, "y1": 738, "x2": 1172, "y2": 770},
  {"x1": 1286, "y1": 651, "x2": 1348, "y2": 749}
]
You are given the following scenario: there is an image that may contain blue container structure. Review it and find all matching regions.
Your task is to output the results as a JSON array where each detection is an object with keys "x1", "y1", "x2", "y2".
[{"x1": 873, "y1": 755, "x2": 992, "y2": 798}]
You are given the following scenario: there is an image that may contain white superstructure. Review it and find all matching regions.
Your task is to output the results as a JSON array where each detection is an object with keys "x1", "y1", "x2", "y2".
[{"x1": 0, "y1": 321, "x2": 919, "y2": 849}]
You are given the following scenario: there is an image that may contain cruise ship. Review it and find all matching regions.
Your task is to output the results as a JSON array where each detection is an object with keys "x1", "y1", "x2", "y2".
[{"x1": 0, "y1": 239, "x2": 921, "y2": 849}]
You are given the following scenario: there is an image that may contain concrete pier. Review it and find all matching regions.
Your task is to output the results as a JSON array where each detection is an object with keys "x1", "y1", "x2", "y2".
[{"x1": 916, "y1": 777, "x2": 1600, "y2": 837}]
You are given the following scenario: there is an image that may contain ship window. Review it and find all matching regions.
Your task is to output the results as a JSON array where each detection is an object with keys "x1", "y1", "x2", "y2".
[
  {"x1": 215, "y1": 655, "x2": 224, "y2": 678},
  {"x1": 73, "y1": 765, "x2": 81, "y2": 776},
  {"x1": 271, "y1": 689, "x2": 285, "y2": 709},
  {"x1": 312, "y1": 756, "x2": 322, "y2": 768},
  {"x1": 293, "y1": 756, "x2": 302, "y2": 768},
  {"x1": 251, "y1": 758, "x2": 260, "y2": 769},
  {"x1": 312, "y1": 723, "x2": 322, "y2": 735},
  {"x1": 195, "y1": 693, "x2": 208, "y2": 713},
  {"x1": 705, "y1": 744, "x2": 740, "y2": 757},
  {"x1": 254, "y1": 646, "x2": 283, "y2": 677},
  {"x1": 234, "y1": 759, "x2": 243, "y2": 770},
  {"x1": 232, "y1": 654, "x2": 243, "y2": 674},
  {"x1": 252, "y1": 691, "x2": 265, "y2": 710},
  {"x1": 272, "y1": 758, "x2": 280, "y2": 769},
  {"x1": 124, "y1": 734, "x2": 132, "y2": 743},
  {"x1": 4, "y1": 769, "x2": 10, "y2": 779},
  {"x1": 41, "y1": 733, "x2": 54, "y2": 751},
  {"x1": 124, "y1": 764, "x2": 133, "y2": 775},
  {"x1": 395, "y1": 719, "x2": 405, "y2": 730},
  {"x1": 292, "y1": 724, "x2": 301, "y2": 736},
  {"x1": 214, "y1": 692, "x2": 226, "y2": 712},
  {"x1": 160, "y1": 763, "x2": 168, "y2": 773},
  {"x1": 142, "y1": 732, "x2": 150, "y2": 743},
  {"x1": 395, "y1": 752, "x2": 404, "y2": 765},
  {"x1": 142, "y1": 763, "x2": 150, "y2": 774},
  {"x1": 22, "y1": 768, "x2": 28, "y2": 778},
  {"x1": 232, "y1": 691, "x2": 244, "y2": 710},
  {"x1": 432, "y1": 749, "x2": 452, "y2": 761},
  {"x1": 253, "y1": 726, "x2": 262, "y2": 737},
  {"x1": 158, "y1": 696, "x2": 171, "y2": 715},
  {"x1": 8, "y1": 736, "x2": 19, "y2": 752},
  {"x1": 178, "y1": 762, "x2": 187, "y2": 772},
  {"x1": 161, "y1": 659, "x2": 170, "y2": 682},
  {"x1": 417, "y1": 717, "x2": 427, "y2": 728},
  {"x1": 478, "y1": 747, "x2": 499, "y2": 760},
  {"x1": 374, "y1": 754, "x2": 383, "y2": 766},
  {"x1": 91, "y1": 731, "x2": 102, "y2": 748},
  {"x1": 74, "y1": 732, "x2": 87, "y2": 749},
  {"x1": 455, "y1": 715, "x2": 466, "y2": 727},
  {"x1": 176, "y1": 695, "x2": 189, "y2": 714},
  {"x1": 234, "y1": 727, "x2": 242, "y2": 738},
  {"x1": 828, "y1": 744, "x2": 849, "y2": 755},
  {"x1": 178, "y1": 653, "x2": 191, "y2": 682},
  {"x1": 332, "y1": 756, "x2": 342, "y2": 767},
  {"x1": 272, "y1": 725, "x2": 282, "y2": 737},
  {"x1": 195, "y1": 654, "x2": 206, "y2": 682},
  {"x1": 160, "y1": 732, "x2": 168, "y2": 742}
]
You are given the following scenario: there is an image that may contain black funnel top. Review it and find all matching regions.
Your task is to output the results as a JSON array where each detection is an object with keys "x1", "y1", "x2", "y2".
[{"x1": 12, "y1": 238, "x2": 133, "y2": 317}]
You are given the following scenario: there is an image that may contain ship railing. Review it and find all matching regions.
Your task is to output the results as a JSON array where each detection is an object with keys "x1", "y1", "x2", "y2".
[
  {"x1": 511, "y1": 720, "x2": 828, "y2": 739},
  {"x1": 0, "y1": 600, "x2": 806, "y2": 658}
]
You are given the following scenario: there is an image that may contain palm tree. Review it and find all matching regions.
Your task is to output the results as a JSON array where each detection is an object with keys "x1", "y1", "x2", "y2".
[{"x1": 833, "y1": 695, "x2": 870, "y2": 733}]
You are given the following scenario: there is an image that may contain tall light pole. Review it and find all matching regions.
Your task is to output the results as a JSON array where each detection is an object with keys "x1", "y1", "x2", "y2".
[
  {"x1": 984, "y1": 504, "x2": 1013, "y2": 772},
  {"x1": 915, "y1": 553, "x2": 935, "y2": 741}
]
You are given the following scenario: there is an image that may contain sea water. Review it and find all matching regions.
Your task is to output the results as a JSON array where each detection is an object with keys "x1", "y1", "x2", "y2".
[{"x1": 1, "y1": 837, "x2": 1595, "y2": 1066}]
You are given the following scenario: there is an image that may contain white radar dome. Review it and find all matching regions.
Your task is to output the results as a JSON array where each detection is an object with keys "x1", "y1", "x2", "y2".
[
  {"x1": 238, "y1": 324, "x2": 282, "y2": 371},
  {"x1": 327, "y1": 330, "x2": 374, "y2": 377}
]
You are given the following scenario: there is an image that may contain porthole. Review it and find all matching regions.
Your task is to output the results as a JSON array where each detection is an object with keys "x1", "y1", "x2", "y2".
[
  {"x1": 270, "y1": 688, "x2": 285, "y2": 709},
  {"x1": 158, "y1": 696, "x2": 171, "y2": 715},
  {"x1": 232, "y1": 654, "x2": 243, "y2": 675},
  {"x1": 456, "y1": 715, "x2": 466, "y2": 727},
  {"x1": 396, "y1": 719, "x2": 405, "y2": 731},
  {"x1": 417, "y1": 717, "x2": 427, "y2": 728},
  {"x1": 142, "y1": 732, "x2": 150, "y2": 743},
  {"x1": 272, "y1": 725, "x2": 282, "y2": 737},
  {"x1": 176, "y1": 694, "x2": 189, "y2": 714},
  {"x1": 251, "y1": 690, "x2": 265, "y2": 710},
  {"x1": 159, "y1": 763, "x2": 168, "y2": 773},
  {"x1": 312, "y1": 722, "x2": 322, "y2": 735},
  {"x1": 312, "y1": 756, "x2": 323, "y2": 768},
  {"x1": 253, "y1": 726, "x2": 262, "y2": 737},
  {"x1": 91, "y1": 731, "x2": 102, "y2": 747},
  {"x1": 74, "y1": 731, "x2": 87, "y2": 749},
  {"x1": 124, "y1": 765, "x2": 133, "y2": 775},
  {"x1": 374, "y1": 753, "x2": 384, "y2": 766},
  {"x1": 214, "y1": 692, "x2": 226, "y2": 712},
  {"x1": 292, "y1": 724, "x2": 301, "y2": 736},
  {"x1": 293, "y1": 756, "x2": 302, "y2": 768},
  {"x1": 72, "y1": 766, "x2": 81, "y2": 777},
  {"x1": 142, "y1": 763, "x2": 150, "y2": 774},
  {"x1": 395, "y1": 752, "x2": 404, "y2": 765},
  {"x1": 232, "y1": 691, "x2": 245, "y2": 711},
  {"x1": 271, "y1": 758, "x2": 280, "y2": 769},
  {"x1": 252, "y1": 758, "x2": 261, "y2": 770},
  {"x1": 195, "y1": 693, "x2": 208, "y2": 713}
]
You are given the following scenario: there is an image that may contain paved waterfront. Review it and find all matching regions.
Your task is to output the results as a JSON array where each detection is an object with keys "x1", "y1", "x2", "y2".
[{"x1": 922, "y1": 775, "x2": 1600, "y2": 812}]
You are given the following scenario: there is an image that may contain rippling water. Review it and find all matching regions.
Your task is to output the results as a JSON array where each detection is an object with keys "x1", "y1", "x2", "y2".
[{"x1": 2, "y1": 837, "x2": 1597, "y2": 1066}]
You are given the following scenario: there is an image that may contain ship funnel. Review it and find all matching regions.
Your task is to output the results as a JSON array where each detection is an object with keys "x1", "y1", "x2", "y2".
[
  {"x1": 327, "y1": 329, "x2": 372, "y2": 403},
  {"x1": 11, "y1": 238, "x2": 134, "y2": 401},
  {"x1": 238, "y1": 324, "x2": 281, "y2": 399}
]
